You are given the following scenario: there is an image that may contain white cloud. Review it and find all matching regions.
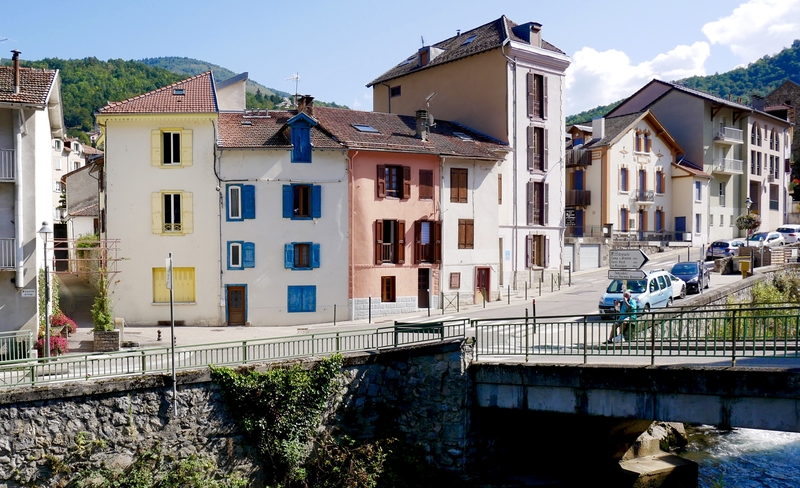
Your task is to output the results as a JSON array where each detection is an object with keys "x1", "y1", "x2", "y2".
[
  {"x1": 565, "y1": 42, "x2": 710, "y2": 115},
  {"x1": 702, "y1": 0, "x2": 800, "y2": 62}
]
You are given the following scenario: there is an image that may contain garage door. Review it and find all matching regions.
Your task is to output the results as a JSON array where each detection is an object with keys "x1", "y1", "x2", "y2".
[
  {"x1": 579, "y1": 244, "x2": 600, "y2": 270},
  {"x1": 563, "y1": 244, "x2": 574, "y2": 270}
]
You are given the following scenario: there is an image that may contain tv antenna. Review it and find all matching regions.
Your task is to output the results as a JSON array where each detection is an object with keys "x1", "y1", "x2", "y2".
[
  {"x1": 425, "y1": 92, "x2": 436, "y2": 108},
  {"x1": 286, "y1": 73, "x2": 300, "y2": 106},
  {"x1": 420, "y1": 36, "x2": 425, "y2": 47}
]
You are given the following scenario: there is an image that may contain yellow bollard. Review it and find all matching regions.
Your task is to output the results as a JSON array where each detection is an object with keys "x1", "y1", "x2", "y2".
[{"x1": 739, "y1": 260, "x2": 750, "y2": 278}]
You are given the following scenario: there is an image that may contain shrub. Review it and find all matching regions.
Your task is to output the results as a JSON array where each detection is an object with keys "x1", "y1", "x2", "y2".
[
  {"x1": 35, "y1": 335, "x2": 69, "y2": 356},
  {"x1": 51, "y1": 312, "x2": 77, "y2": 335}
]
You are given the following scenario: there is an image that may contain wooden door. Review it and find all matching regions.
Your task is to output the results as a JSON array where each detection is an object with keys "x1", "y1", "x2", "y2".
[
  {"x1": 417, "y1": 268, "x2": 429, "y2": 309},
  {"x1": 227, "y1": 286, "x2": 246, "y2": 326},
  {"x1": 476, "y1": 267, "x2": 490, "y2": 303}
]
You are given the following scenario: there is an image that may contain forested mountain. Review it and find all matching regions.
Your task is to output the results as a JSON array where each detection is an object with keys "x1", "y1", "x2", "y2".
[
  {"x1": 0, "y1": 56, "x2": 346, "y2": 144},
  {"x1": 567, "y1": 39, "x2": 800, "y2": 125}
]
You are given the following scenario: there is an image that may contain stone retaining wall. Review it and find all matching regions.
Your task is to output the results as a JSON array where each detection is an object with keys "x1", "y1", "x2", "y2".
[
  {"x1": 0, "y1": 340, "x2": 471, "y2": 486},
  {"x1": 350, "y1": 295, "x2": 440, "y2": 320}
]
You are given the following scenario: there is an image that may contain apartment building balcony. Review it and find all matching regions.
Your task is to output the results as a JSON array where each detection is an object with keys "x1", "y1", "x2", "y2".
[
  {"x1": 0, "y1": 149, "x2": 15, "y2": 182},
  {"x1": 713, "y1": 127, "x2": 743, "y2": 145},
  {"x1": 0, "y1": 238, "x2": 14, "y2": 269},
  {"x1": 566, "y1": 189, "x2": 591, "y2": 207},
  {"x1": 712, "y1": 158, "x2": 743, "y2": 175},
  {"x1": 634, "y1": 189, "x2": 654, "y2": 204},
  {"x1": 565, "y1": 147, "x2": 591, "y2": 167}
]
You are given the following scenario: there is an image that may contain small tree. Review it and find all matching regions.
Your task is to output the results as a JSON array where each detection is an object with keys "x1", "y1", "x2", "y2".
[
  {"x1": 92, "y1": 269, "x2": 114, "y2": 331},
  {"x1": 736, "y1": 211, "x2": 761, "y2": 240},
  {"x1": 38, "y1": 268, "x2": 61, "y2": 332}
]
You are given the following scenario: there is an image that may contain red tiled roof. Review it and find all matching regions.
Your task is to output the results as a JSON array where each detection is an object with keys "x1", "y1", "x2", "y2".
[
  {"x1": 0, "y1": 66, "x2": 56, "y2": 105},
  {"x1": 217, "y1": 107, "x2": 508, "y2": 160},
  {"x1": 97, "y1": 71, "x2": 217, "y2": 114},
  {"x1": 313, "y1": 107, "x2": 507, "y2": 159},
  {"x1": 217, "y1": 111, "x2": 341, "y2": 148}
]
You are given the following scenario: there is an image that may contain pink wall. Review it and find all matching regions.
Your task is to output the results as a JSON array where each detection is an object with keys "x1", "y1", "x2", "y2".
[{"x1": 349, "y1": 150, "x2": 440, "y2": 299}]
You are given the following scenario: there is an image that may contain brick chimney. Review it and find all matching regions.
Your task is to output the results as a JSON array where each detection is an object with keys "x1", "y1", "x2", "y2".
[
  {"x1": 11, "y1": 50, "x2": 21, "y2": 95},
  {"x1": 416, "y1": 110, "x2": 430, "y2": 141},
  {"x1": 297, "y1": 95, "x2": 314, "y2": 116}
]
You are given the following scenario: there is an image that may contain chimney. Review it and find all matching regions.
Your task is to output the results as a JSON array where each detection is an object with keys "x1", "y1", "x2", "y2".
[
  {"x1": 11, "y1": 50, "x2": 21, "y2": 95},
  {"x1": 297, "y1": 95, "x2": 314, "y2": 115},
  {"x1": 592, "y1": 117, "x2": 605, "y2": 141},
  {"x1": 416, "y1": 110, "x2": 430, "y2": 141},
  {"x1": 529, "y1": 22, "x2": 542, "y2": 48}
]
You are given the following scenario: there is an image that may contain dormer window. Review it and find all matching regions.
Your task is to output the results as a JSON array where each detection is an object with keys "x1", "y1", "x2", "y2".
[{"x1": 173, "y1": 88, "x2": 185, "y2": 95}]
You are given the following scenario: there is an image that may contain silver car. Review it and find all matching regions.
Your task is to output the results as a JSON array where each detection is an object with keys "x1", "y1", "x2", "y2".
[{"x1": 706, "y1": 239, "x2": 745, "y2": 260}]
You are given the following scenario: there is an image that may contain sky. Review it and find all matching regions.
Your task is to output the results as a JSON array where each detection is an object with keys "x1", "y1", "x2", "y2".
[{"x1": 3, "y1": 0, "x2": 800, "y2": 116}]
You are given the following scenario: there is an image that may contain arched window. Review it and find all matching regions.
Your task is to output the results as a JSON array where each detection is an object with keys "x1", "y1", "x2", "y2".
[{"x1": 751, "y1": 124, "x2": 758, "y2": 145}]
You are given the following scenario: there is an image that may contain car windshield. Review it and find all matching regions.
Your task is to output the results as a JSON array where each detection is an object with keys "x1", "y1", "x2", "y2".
[
  {"x1": 607, "y1": 279, "x2": 646, "y2": 294},
  {"x1": 750, "y1": 233, "x2": 767, "y2": 240},
  {"x1": 672, "y1": 263, "x2": 698, "y2": 274}
]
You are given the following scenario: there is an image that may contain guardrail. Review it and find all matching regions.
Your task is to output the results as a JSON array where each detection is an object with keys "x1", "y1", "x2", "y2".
[
  {"x1": 0, "y1": 319, "x2": 468, "y2": 389},
  {"x1": 473, "y1": 303, "x2": 800, "y2": 366},
  {"x1": 0, "y1": 330, "x2": 32, "y2": 362}
]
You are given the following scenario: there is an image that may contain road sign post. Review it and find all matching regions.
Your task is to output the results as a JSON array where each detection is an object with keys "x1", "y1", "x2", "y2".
[
  {"x1": 609, "y1": 249, "x2": 649, "y2": 269},
  {"x1": 608, "y1": 269, "x2": 647, "y2": 280}
]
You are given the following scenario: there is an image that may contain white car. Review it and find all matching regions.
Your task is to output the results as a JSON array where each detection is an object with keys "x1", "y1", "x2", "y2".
[
  {"x1": 668, "y1": 273, "x2": 686, "y2": 300},
  {"x1": 777, "y1": 225, "x2": 800, "y2": 244}
]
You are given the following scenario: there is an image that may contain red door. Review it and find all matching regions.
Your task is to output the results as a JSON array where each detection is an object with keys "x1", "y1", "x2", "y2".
[{"x1": 476, "y1": 267, "x2": 490, "y2": 303}]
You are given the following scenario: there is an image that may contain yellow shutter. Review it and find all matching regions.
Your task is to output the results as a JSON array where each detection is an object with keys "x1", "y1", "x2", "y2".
[
  {"x1": 181, "y1": 129, "x2": 192, "y2": 167},
  {"x1": 151, "y1": 130, "x2": 161, "y2": 167},
  {"x1": 151, "y1": 192, "x2": 162, "y2": 234},
  {"x1": 182, "y1": 192, "x2": 193, "y2": 234},
  {"x1": 152, "y1": 267, "x2": 169, "y2": 303},
  {"x1": 174, "y1": 267, "x2": 196, "y2": 302}
]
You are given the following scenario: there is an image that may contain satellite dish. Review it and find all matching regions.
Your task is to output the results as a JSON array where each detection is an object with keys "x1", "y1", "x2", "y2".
[{"x1": 428, "y1": 113, "x2": 435, "y2": 127}]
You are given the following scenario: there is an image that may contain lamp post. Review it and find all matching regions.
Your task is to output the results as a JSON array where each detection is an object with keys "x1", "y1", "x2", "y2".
[
  {"x1": 744, "y1": 197, "x2": 753, "y2": 273},
  {"x1": 38, "y1": 221, "x2": 53, "y2": 358}
]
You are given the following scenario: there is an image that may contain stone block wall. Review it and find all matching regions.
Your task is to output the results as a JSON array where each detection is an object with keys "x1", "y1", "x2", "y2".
[{"x1": 350, "y1": 295, "x2": 440, "y2": 320}]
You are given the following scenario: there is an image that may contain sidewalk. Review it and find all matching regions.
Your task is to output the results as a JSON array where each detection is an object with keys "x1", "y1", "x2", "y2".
[{"x1": 59, "y1": 245, "x2": 708, "y2": 352}]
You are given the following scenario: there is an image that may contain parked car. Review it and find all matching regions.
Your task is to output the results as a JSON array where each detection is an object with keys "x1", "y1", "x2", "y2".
[
  {"x1": 776, "y1": 225, "x2": 800, "y2": 244},
  {"x1": 598, "y1": 269, "x2": 674, "y2": 318},
  {"x1": 706, "y1": 239, "x2": 745, "y2": 260},
  {"x1": 747, "y1": 231, "x2": 785, "y2": 247},
  {"x1": 670, "y1": 261, "x2": 709, "y2": 294}
]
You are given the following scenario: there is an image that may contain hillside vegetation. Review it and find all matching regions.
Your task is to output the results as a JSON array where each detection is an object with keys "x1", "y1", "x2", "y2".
[{"x1": 567, "y1": 39, "x2": 800, "y2": 125}]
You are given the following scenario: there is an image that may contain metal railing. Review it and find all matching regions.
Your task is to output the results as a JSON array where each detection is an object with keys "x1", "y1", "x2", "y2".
[
  {"x1": 566, "y1": 189, "x2": 591, "y2": 206},
  {"x1": 0, "y1": 149, "x2": 14, "y2": 181},
  {"x1": 380, "y1": 243, "x2": 395, "y2": 263},
  {"x1": 635, "y1": 189, "x2": 655, "y2": 202},
  {"x1": 473, "y1": 304, "x2": 800, "y2": 366},
  {"x1": 565, "y1": 147, "x2": 591, "y2": 167},
  {"x1": 0, "y1": 238, "x2": 14, "y2": 269},
  {"x1": 712, "y1": 158, "x2": 744, "y2": 174},
  {"x1": 0, "y1": 330, "x2": 32, "y2": 362},
  {"x1": 715, "y1": 127, "x2": 744, "y2": 143},
  {"x1": 0, "y1": 319, "x2": 468, "y2": 389}
]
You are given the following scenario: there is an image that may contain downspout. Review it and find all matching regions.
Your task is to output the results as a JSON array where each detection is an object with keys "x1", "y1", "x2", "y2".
[
  {"x1": 379, "y1": 82, "x2": 392, "y2": 113},
  {"x1": 347, "y1": 150, "x2": 358, "y2": 319},
  {"x1": 14, "y1": 109, "x2": 24, "y2": 288},
  {"x1": 214, "y1": 119, "x2": 224, "y2": 326},
  {"x1": 440, "y1": 156, "x2": 446, "y2": 303},
  {"x1": 501, "y1": 39, "x2": 518, "y2": 287}
]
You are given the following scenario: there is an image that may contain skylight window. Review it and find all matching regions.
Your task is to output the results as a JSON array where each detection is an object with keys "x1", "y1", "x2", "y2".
[
  {"x1": 452, "y1": 131, "x2": 473, "y2": 141},
  {"x1": 353, "y1": 124, "x2": 380, "y2": 133},
  {"x1": 173, "y1": 88, "x2": 185, "y2": 95},
  {"x1": 399, "y1": 56, "x2": 415, "y2": 66},
  {"x1": 461, "y1": 35, "x2": 477, "y2": 46}
]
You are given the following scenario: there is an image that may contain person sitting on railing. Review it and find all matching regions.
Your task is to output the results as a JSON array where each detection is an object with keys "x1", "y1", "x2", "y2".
[{"x1": 605, "y1": 290, "x2": 637, "y2": 343}]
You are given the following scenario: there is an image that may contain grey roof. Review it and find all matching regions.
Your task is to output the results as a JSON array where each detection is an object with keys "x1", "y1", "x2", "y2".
[
  {"x1": 367, "y1": 16, "x2": 564, "y2": 86},
  {"x1": 584, "y1": 112, "x2": 645, "y2": 148},
  {"x1": 608, "y1": 79, "x2": 754, "y2": 118}
]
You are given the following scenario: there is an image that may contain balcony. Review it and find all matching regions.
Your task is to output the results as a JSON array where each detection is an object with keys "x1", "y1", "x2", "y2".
[
  {"x1": 0, "y1": 149, "x2": 15, "y2": 181},
  {"x1": 714, "y1": 127, "x2": 743, "y2": 145},
  {"x1": 566, "y1": 189, "x2": 591, "y2": 207},
  {"x1": 634, "y1": 189, "x2": 654, "y2": 204},
  {"x1": 380, "y1": 243, "x2": 395, "y2": 263},
  {"x1": 711, "y1": 158, "x2": 743, "y2": 175},
  {"x1": 565, "y1": 147, "x2": 591, "y2": 167},
  {"x1": 0, "y1": 238, "x2": 14, "y2": 269}
]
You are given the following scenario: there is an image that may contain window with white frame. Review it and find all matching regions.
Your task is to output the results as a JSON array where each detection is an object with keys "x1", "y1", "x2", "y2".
[
  {"x1": 695, "y1": 181, "x2": 702, "y2": 201},
  {"x1": 695, "y1": 213, "x2": 701, "y2": 233},
  {"x1": 719, "y1": 182, "x2": 725, "y2": 206},
  {"x1": 152, "y1": 191, "x2": 193, "y2": 235}
]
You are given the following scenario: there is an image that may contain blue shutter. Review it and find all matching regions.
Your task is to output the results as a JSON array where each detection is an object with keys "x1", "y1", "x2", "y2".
[
  {"x1": 287, "y1": 286, "x2": 302, "y2": 312},
  {"x1": 311, "y1": 185, "x2": 322, "y2": 218},
  {"x1": 303, "y1": 286, "x2": 316, "y2": 312},
  {"x1": 226, "y1": 242, "x2": 232, "y2": 270},
  {"x1": 284, "y1": 243, "x2": 294, "y2": 269},
  {"x1": 242, "y1": 185, "x2": 256, "y2": 219},
  {"x1": 243, "y1": 242, "x2": 255, "y2": 268},
  {"x1": 292, "y1": 126, "x2": 311, "y2": 163},
  {"x1": 283, "y1": 185, "x2": 293, "y2": 218},
  {"x1": 311, "y1": 243, "x2": 320, "y2": 268}
]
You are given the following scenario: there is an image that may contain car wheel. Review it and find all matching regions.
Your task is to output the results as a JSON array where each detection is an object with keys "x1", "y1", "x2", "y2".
[
  {"x1": 704, "y1": 276, "x2": 710, "y2": 289},
  {"x1": 679, "y1": 286, "x2": 686, "y2": 299},
  {"x1": 667, "y1": 298, "x2": 673, "y2": 307},
  {"x1": 643, "y1": 304, "x2": 651, "y2": 314}
]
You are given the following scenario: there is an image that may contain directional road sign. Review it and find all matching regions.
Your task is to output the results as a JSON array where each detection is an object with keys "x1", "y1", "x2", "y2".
[
  {"x1": 608, "y1": 269, "x2": 647, "y2": 280},
  {"x1": 609, "y1": 249, "x2": 649, "y2": 269}
]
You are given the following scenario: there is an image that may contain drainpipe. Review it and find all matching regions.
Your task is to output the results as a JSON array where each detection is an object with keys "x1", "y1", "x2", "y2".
[
  {"x1": 14, "y1": 109, "x2": 23, "y2": 288},
  {"x1": 501, "y1": 40, "x2": 518, "y2": 288},
  {"x1": 347, "y1": 150, "x2": 358, "y2": 319},
  {"x1": 379, "y1": 82, "x2": 391, "y2": 113}
]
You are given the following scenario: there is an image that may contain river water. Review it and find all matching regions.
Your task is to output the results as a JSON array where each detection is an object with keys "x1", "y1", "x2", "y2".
[{"x1": 680, "y1": 426, "x2": 800, "y2": 487}]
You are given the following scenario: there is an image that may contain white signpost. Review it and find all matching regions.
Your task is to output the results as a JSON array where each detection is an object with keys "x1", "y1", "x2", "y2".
[
  {"x1": 608, "y1": 269, "x2": 647, "y2": 280},
  {"x1": 609, "y1": 249, "x2": 649, "y2": 269}
]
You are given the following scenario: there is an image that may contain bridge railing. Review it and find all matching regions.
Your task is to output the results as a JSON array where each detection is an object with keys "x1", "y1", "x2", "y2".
[
  {"x1": 0, "y1": 319, "x2": 469, "y2": 389},
  {"x1": 473, "y1": 303, "x2": 800, "y2": 365}
]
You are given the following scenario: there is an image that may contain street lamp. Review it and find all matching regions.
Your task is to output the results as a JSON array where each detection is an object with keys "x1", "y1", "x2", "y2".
[
  {"x1": 38, "y1": 221, "x2": 53, "y2": 358},
  {"x1": 745, "y1": 197, "x2": 753, "y2": 246}
]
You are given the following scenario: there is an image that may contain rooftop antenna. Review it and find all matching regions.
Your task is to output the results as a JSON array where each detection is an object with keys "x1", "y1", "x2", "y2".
[
  {"x1": 286, "y1": 73, "x2": 300, "y2": 106},
  {"x1": 425, "y1": 92, "x2": 436, "y2": 108},
  {"x1": 425, "y1": 92, "x2": 436, "y2": 127},
  {"x1": 421, "y1": 36, "x2": 425, "y2": 47}
]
